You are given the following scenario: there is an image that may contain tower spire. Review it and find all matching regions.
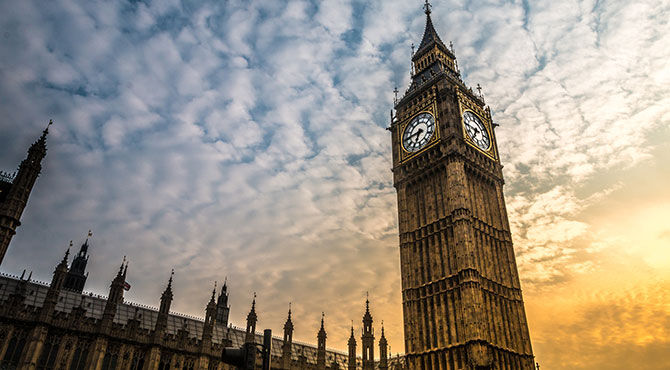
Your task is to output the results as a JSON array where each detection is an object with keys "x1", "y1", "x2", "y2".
[
  {"x1": 414, "y1": 1, "x2": 447, "y2": 58},
  {"x1": 423, "y1": 0, "x2": 432, "y2": 15},
  {"x1": 61, "y1": 243, "x2": 71, "y2": 265},
  {"x1": 362, "y1": 294, "x2": 375, "y2": 370},
  {"x1": 0, "y1": 120, "x2": 51, "y2": 265},
  {"x1": 245, "y1": 292, "x2": 258, "y2": 343},
  {"x1": 64, "y1": 231, "x2": 92, "y2": 293},
  {"x1": 379, "y1": 320, "x2": 389, "y2": 370},
  {"x1": 348, "y1": 320, "x2": 357, "y2": 370},
  {"x1": 317, "y1": 312, "x2": 327, "y2": 370},
  {"x1": 216, "y1": 276, "x2": 230, "y2": 327},
  {"x1": 282, "y1": 302, "x2": 294, "y2": 370}
]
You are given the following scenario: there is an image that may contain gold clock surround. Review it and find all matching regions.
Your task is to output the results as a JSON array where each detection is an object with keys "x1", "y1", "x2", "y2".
[
  {"x1": 398, "y1": 101, "x2": 441, "y2": 163},
  {"x1": 457, "y1": 90, "x2": 498, "y2": 161}
]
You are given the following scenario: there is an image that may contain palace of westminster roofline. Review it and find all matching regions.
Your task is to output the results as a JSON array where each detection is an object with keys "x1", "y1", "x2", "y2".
[
  {"x1": 0, "y1": 126, "x2": 400, "y2": 369},
  {"x1": 0, "y1": 239, "x2": 401, "y2": 370}
]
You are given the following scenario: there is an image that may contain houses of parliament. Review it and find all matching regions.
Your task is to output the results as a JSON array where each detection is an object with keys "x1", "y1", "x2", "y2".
[{"x1": 0, "y1": 2, "x2": 534, "y2": 370}]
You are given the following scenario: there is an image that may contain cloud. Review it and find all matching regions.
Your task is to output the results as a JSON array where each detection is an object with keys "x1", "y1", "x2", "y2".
[{"x1": 0, "y1": 0, "x2": 668, "y2": 368}]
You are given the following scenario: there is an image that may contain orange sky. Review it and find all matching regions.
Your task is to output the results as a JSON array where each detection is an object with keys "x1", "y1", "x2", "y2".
[{"x1": 0, "y1": 1, "x2": 668, "y2": 369}]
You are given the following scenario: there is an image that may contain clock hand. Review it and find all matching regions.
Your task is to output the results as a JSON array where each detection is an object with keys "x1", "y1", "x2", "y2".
[{"x1": 408, "y1": 128, "x2": 424, "y2": 141}]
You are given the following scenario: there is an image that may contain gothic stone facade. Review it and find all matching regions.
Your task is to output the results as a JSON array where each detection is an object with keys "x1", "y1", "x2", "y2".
[
  {"x1": 0, "y1": 130, "x2": 399, "y2": 370},
  {"x1": 0, "y1": 264, "x2": 397, "y2": 370},
  {"x1": 390, "y1": 4, "x2": 534, "y2": 370}
]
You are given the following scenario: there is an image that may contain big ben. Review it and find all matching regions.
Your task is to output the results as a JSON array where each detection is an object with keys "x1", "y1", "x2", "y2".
[{"x1": 390, "y1": 2, "x2": 534, "y2": 369}]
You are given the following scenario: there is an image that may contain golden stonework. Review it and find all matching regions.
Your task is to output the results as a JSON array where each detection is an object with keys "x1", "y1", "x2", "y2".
[
  {"x1": 457, "y1": 89, "x2": 498, "y2": 161},
  {"x1": 398, "y1": 99, "x2": 441, "y2": 163}
]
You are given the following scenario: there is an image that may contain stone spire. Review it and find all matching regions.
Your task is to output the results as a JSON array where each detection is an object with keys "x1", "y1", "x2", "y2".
[
  {"x1": 0, "y1": 120, "x2": 51, "y2": 265},
  {"x1": 282, "y1": 303, "x2": 294, "y2": 369},
  {"x1": 64, "y1": 231, "x2": 91, "y2": 293},
  {"x1": 379, "y1": 322, "x2": 388, "y2": 370},
  {"x1": 317, "y1": 312, "x2": 327, "y2": 370},
  {"x1": 153, "y1": 269, "x2": 174, "y2": 341},
  {"x1": 41, "y1": 244, "x2": 70, "y2": 319},
  {"x1": 348, "y1": 322, "x2": 357, "y2": 370},
  {"x1": 159, "y1": 269, "x2": 174, "y2": 314},
  {"x1": 102, "y1": 257, "x2": 128, "y2": 330},
  {"x1": 202, "y1": 282, "x2": 218, "y2": 347},
  {"x1": 361, "y1": 294, "x2": 375, "y2": 370},
  {"x1": 216, "y1": 277, "x2": 230, "y2": 327},
  {"x1": 245, "y1": 293, "x2": 257, "y2": 343},
  {"x1": 414, "y1": 0, "x2": 448, "y2": 58}
]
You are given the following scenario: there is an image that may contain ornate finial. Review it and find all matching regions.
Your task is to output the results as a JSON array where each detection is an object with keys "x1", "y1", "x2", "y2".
[
  {"x1": 88, "y1": 229, "x2": 93, "y2": 238},
  {"x1": 69, "y1": 240, "x2": 73, "y2": 247},
  {"x1": 423, "y1": 0, "x2": 432, "y2": 15},
  {"x1": 449, "y1": 41, "x2": 454, "y2": 52},
  {"x1": 411, "y1": 43, "x2": 415, "y2": 55},
  {"x1": 44, "y1": 119, "x2": 53, "y2": 135},
  {"x1": 477, "y1": 83, "x2": 482, "y2": 96},
  {"x1": 168, "y1": 269, "x2": 174, "y2": 287},
  {"x1": 393, "y1": 86, "x2": 399, "y2": 104},
  {"x1": 536, "y1": 363, "x2": 540, "y2": 370}
]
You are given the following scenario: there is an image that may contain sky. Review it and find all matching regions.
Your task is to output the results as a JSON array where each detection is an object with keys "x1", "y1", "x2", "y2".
[{"x1": 0, "y1": 0, "x2": 669, "y2": 368}]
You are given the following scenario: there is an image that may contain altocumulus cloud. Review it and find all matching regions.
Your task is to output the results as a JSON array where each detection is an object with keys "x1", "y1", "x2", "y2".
[{"x1": 0, "y1": 0, "x2": 669, "y2": 368}]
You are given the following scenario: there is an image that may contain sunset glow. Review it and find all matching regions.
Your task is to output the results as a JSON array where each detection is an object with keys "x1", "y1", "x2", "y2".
[{"x1": 0, "y1": 1, "x2": 668, "y2": 368}]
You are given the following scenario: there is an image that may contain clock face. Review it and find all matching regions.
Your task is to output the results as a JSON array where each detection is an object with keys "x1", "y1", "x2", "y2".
[
  {"x1": 462, "y1": 111, "x2": 490, "y2": 151},
  {"x1": 402, "y1": 112, "x2": 436, "y2": 153}
]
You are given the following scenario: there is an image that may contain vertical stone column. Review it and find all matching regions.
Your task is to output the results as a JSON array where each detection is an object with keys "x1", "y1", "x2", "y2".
[
  {"x1": 445, "y1": 161, "x2": 491, "y2": 368},
  {"x1": 0, "y1": 325, "x2": 15, "y2": 361},
  {"x1": 143, "y1": 347, "x2": 160, "y2": 370},
  {"x1": 85, "y1": 337, "x2": 108, "y2": 370},
  {"x1": 54, "y1": 336, "x2": 77, "y2": 370},
  {"x1": 19, "y1": 325, "x2": 48, "y2": 369},
  {"x1": 196, "y1": 355, "x2": 210, "y2": 370}
]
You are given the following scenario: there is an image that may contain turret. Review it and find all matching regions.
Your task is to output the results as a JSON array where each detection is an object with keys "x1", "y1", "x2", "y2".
[
  {"x1": 379, "y1": 323, "x2": 388, "y2": 370},
  {"x1": 361, "y1": 295, "x2": 374, "y2": 370},
  {"x1": 41, "y1": 244, "x2": 70, "y2": 319},
  {"x1": 282, "y1": 304, "x2": 294, "y2": 369},
  {"x1": 216, "y1": 278, "x2": 230, "y2": 327},
  {"x1": 64, "y1": 231, "x2": 91, "y2": 292},
  {"x1": 202, "y1": 283, "x2": 217, "y2": 347},
  {"x1": 153, "y1": 269, "x2": 174, "y2": 340},
  {"x1": 317, "y1": 312, "x2": 327, "y2": 370},
  {"x1": 7, "y1": 270, "x2": 31, "y2": 307},
  {"x1": 347, "y1": 323, "x2": 357, "y2": 370},
  {"x1": 245, "y1": 293, "x2": 257, "y2": 343},
  {"x1": 101, "y1": 257, "x2": 128, "y2": 330},
  {"x1": 0, "y1": 121, "x2": 51, "y2": 265}
]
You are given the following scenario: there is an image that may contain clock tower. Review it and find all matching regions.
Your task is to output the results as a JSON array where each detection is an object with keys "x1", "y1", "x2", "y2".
[{"x1": 389, "y1": 2, "x2": 534, "y2": 369}]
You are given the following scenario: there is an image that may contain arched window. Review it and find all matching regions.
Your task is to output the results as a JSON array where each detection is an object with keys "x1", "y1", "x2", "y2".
[
  {"x1": 0, "y1": 328, "x2": 28, "y2": 369},
  {"x1": 36, "y1": 332, "x2": 61, "y2": 369},
  {"x1": 130, "y1": 349, "x2": 145, "y2": 370},
  {"x1": 101, "y1": 343, "x2": 120, "y2": 370},
  {"x1": 158, "y1": 352, "x2": 173, "y2": 370},
  {"x1": 69, "y1": 340, "x2": 91, "y2": 370}
]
